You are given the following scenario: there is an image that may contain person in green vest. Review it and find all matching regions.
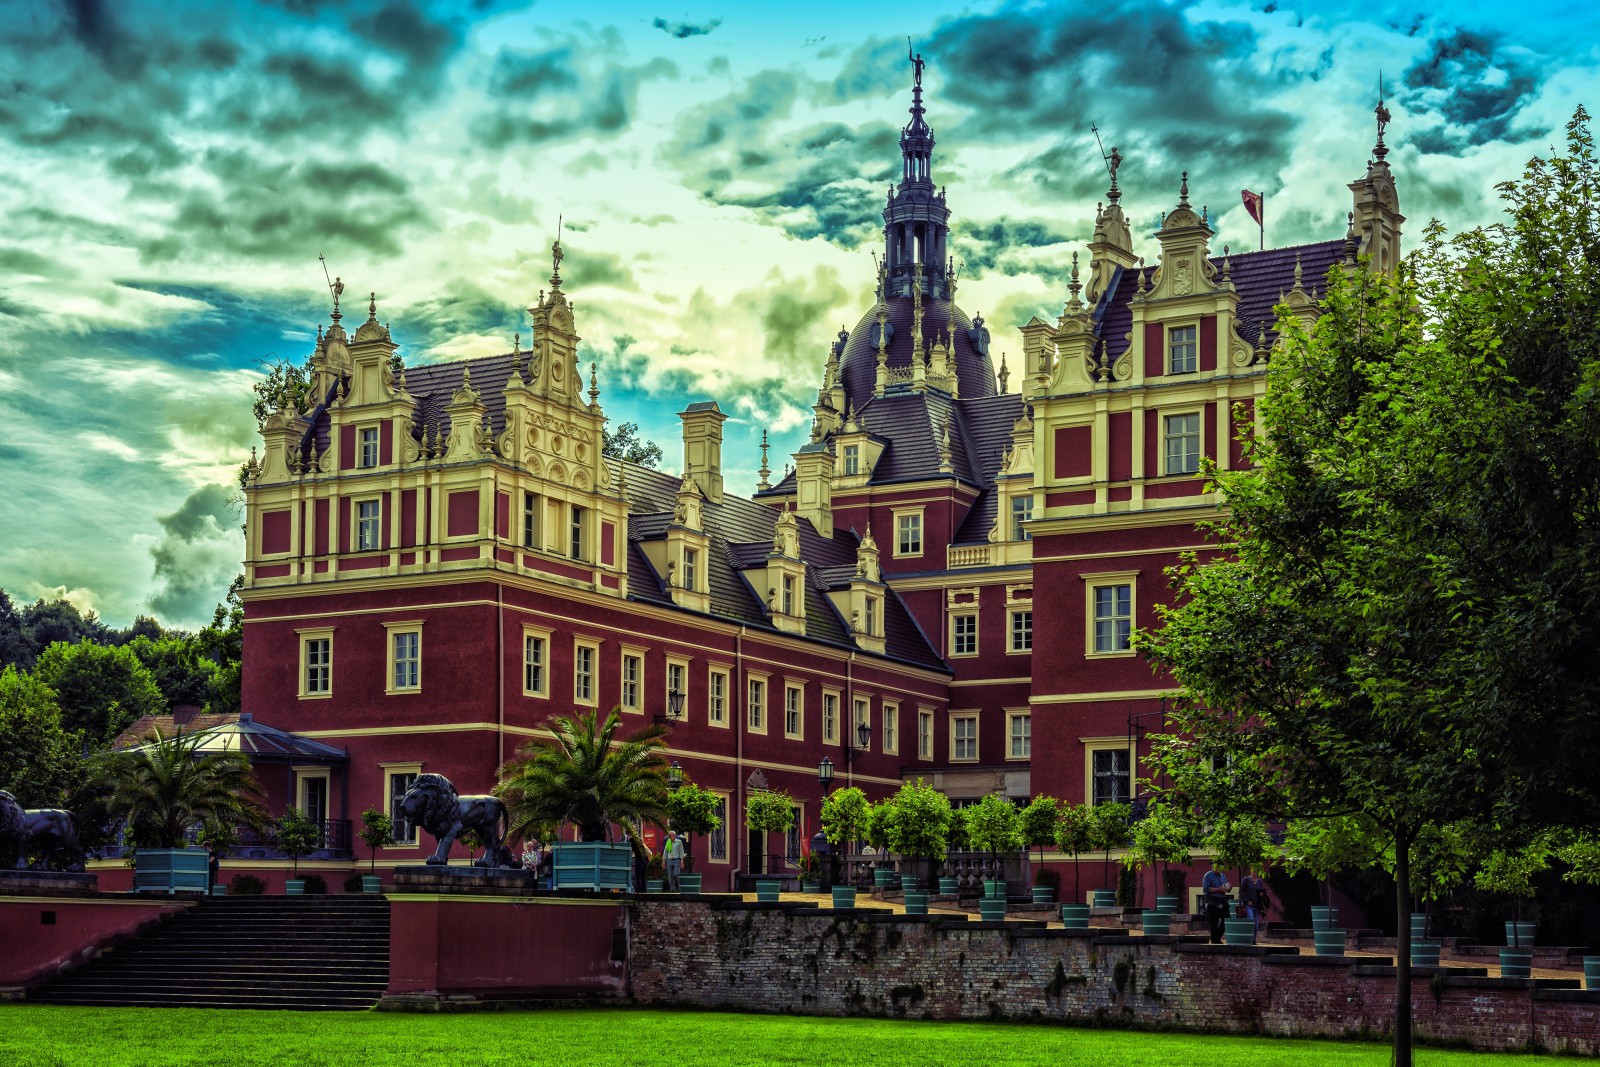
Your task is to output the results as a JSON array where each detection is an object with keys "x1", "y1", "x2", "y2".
[{"x1": 664, "y1": 830, "x2": 684, "y2": 892}]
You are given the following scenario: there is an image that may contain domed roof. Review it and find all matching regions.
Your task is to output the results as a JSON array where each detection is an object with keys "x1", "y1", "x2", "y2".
[{"x1": 838, "y1": 295, "x2": 996, "y2": 404}]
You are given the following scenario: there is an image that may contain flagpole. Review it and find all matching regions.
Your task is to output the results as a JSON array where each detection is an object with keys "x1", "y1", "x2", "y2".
[{"x1": 1260, "y1": 194, "x2": 1265, "y2": 251}]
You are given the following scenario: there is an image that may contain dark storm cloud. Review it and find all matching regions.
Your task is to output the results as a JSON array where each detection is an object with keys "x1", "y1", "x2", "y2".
[
  {"x1": 956, "y1": 218, "x2": 1084, "y2": 283},
  {"x1": 1401, "y1": 29, "x2": 1542, "y2": 152},
  {"x1": 396, "y1": 281, "x2": 521, "y2": 359},
  {"x1": 470, "y1": 36, "x2": 677, "y2": 148},
  {"x1": 653, "y1": 16, "x2": 722, "y2": 39},
  {"x1": 147, "y1": 483, "x2": 241, "y2": 623}
]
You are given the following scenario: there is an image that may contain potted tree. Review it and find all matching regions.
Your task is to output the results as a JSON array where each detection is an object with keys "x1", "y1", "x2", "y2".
[
  {"x1": 1128, "y1": 803, "x2": 1193, "y2": 932},
  {"x1": 864, "y1": 800, "x2": 894, "y2": 887},
  {"x1": 966, "y1": 793, "x2": 1022, "y2": 920},
  {"x1": 1055, "y1": 804, "x2": 1096, "y2": 926},
  {"x1": 1090, "y1": 802, "x2": 1131, "y2": 910},
  {"x1": 1475, "y1": 837, "x2": 1550, "y2": 979},
  {"x1": 745, "y1": 789, "x2": 795, "y2": 900},
  {"x1": 821, "y1": 787, "x2": 869, "y2": 904},
  {"x1": 275, "y1": 807, "x2": 319, "y2": 894},
  {"x1": 1394, "y1": 820, "x2": 1470, "y2": 966},
  {"x1": 665, "y1": 781, "x2": 720, "y2": 895},
  {"x1": 1557, "y1": 833, "x2": 1600, "y2": 989},
  {"x1": 1280, "y1": 813, "x2": 1385, "y2": 931},
  {"x1": 357, "y1": 809, "x2": 394, "y2": 893},
  {"x1": 496, "y1": 708, "x2": 671, "y2": 891},
  {"x1": 1019, "y1": 795, "x2": 1059, "y2": 902},
  {"x1": 882, "y1": 778, "x2": 952, "y2": 915},
  {"x1": 1204, "y1": 812, "x2": 1271, "y2": 944}
]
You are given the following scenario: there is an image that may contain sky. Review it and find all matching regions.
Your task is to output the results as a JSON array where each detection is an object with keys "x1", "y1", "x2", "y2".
[{"x1": 1, "y1": 0, "x2": 1595, "y2": 630}]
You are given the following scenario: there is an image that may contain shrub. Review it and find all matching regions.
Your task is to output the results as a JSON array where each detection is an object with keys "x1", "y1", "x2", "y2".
[
  {"x1": 343, "y1": 875, "x2": 365, "y2": 893},
  {"x1": 229, "y1": 874, "x2": 266, "y2": 896},
  {"x1": 301, "y1": 873, "x2": 327, "y2": 895}
]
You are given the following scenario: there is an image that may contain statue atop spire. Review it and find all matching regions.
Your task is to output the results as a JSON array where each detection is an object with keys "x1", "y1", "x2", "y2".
[
  {"x1": 908, "y1": 39, "x2": 925, "y2": 87},
  {"x1": 1374, "y1": 73, "x2": 1391, "y2": 160},
  {"x1": 550, "y1": 215, "x2": 565, "y2": 291}
]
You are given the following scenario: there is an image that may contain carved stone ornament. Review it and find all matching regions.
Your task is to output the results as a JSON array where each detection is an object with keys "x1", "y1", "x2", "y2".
[{"x1": 1173, "y1": 260, "x2": 1193, "y2": 296}]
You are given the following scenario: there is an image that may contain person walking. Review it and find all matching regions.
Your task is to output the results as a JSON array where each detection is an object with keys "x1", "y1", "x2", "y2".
[
  {"x1": 1202, "y1": 859, "x2": 1232, "y2": 944},
  {"x1": 664, "y1": 830, "x2": 684, "y2": 892},
  {"x1": 1240, "y1": 869, "x2": 1270, "y2": 932}
]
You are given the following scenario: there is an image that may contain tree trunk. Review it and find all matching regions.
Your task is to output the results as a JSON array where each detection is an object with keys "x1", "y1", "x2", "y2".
[{"x1": 1393, "y1": 820, "x2": 1413, "y2": 1067}]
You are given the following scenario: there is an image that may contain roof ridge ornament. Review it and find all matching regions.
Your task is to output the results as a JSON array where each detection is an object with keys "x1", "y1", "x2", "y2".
[{"x1": 1178, "y1": 171, "x2": 1190, "y2": 208}]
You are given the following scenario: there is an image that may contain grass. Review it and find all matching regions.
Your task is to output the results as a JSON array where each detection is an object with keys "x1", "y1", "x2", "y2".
[{"x1": 0, "y1": 1005, "x2": 1578, "y2": 1067}]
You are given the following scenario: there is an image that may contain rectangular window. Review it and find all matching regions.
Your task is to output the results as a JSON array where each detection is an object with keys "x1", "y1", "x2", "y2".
[
  {"x1": 388, "y1": 771, "x2": 418, "y2": 844},
  {"x1": 1009, "y1": 712, "x2": 1031, "y2": 759},
  {"x1": 1093, "y1": 584, "x2": 1133, "y2": 653},
  {"x1": 620, "y1": 652, "x2": 642, "y2": 711},
  {"x1": 1164, "y1": 412, "x2": 1201, "y2": 475},
  {"x1": 896, "y1": 512, "x2": 923, "y2": 556},
  {"x1": 523, "y1": 491, "x2": 541, "y2": 549},
  {"x1": 709, "y1": 795, "x2": 728, "y2": 861},
  {"x1": 359, "y1": 427, "x2": 379, "y2": 468},
  {"x1": 823, "y1": 692, "x2": 838, "y2": 744},
  {"x1": 667, "y1": 660, "x2": 687, "y2": 719},
  {"x1": 1169, "y1": 324, "x2": 1198, "y2": 374},
  {"x1": 1010, "y1": 495, "x2": 1034, "y2": 541},
  {"x1": 747, "y1": 677, "x2": 766, "y2": 732},
  {"x1": 843, "y1": 444, "x2": 860, "y2": 476},
  {"x1": 952, "y1": 613, "x2": 977, "y2": 656},
  {"x1": 864, "y1": 596, "x2": 878, "y2": 636},
  {"x1": 574, "y1": 642, "x2": 596, "y2": 704},
  {"x1": 523, "y1": 633, "x2": 547, "y2": 696},
  {"x1": 918, "y1": 709, "x2": 934, "y2": 760},
  {"x1": 569, "y1": 504, "x2": 588, "y2": 561},
  {"x1": 300, "y1": 634, "x2": 332, "y2": 697},
  {"x1": 1010, "y1": 610, "x2": 1033, "y2": 652},
  {"x1": 709, "y1": 668, "x2": 728, "y2": 725},
  {"x1": 952, "y1": 715, "x2": 978, "y2": 761},
  {"x1": 781, "y1": 575, "x2": 796, "y2": 615},
  {"x1": 390, "y1": 630, "x2": 420, "y2": 691},
  {"x1": 784, "y1": 684, "x2": 803, "y2": 738},
  {"x1": 853, "y1": 698, "x2": 870, "y2": 751},
  {"x1": 356, "y1": 499, "x2": 381, "y2": 551},
  {"x1": 1092, "y1": 748, "x2": 1132, "y2": 805},
  {"x1": 882, "y1": 702, "x2": 898, "y2": 755}
]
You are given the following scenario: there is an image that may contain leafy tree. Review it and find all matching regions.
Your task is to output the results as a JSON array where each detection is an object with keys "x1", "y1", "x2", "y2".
[
  {"x1": 496, "y1": 707, "x2": 670, "y2": 842},
  {"x1": 863, "y1": 799, "x2": 893, "y2": 854},
  {"x1": 745, "y1": 790, "x2": 795, "y2": 875},
  {"x1": 359, "y1": 809, "x2": 395, "y2": 873},
  {"x1": 274, "y1": 807, "x2": 321, "y2": 875},
  {"x1": 194, "y1": 575, "x2": 245, "y2": 715},
  {"x1": 33, "y1": 639, "x2": 165, "y2": 743},
  {"x1": 820, "y1": 786, "x2": 870, "y2": 849},
  {"x1": 0, "y1": 667, "x2": 85, "y2": 808},
  {"x1": 1091, "y1": 802, "x2": 1131, "y2": 892},
  {"x1": 1018, "y1": 795, "x2": 1059, "y2": 864},
  {"x1": 1205, "y1": 813, "x2": 1273, "y2": 885},
  {"x1": 1055, "y1": 804, "x2": 1097, "y2": 902},
  {"x1": 965, "y1": 793, "x2": 1022, "y2": 857},
  {"x1": 109, "y1": 727, "x2": 266, "y2": 850},
  {"x1": 126, "y1": 635, "x2": 220, "y2": 712},
  {"x1": 251, "y1": 355, "x2": 314, "y2": 425},
  {"x1": 602, "y1": 421, "x2": 663, "y2": 468},
  {"x1": 666, "y1": 781, "x2": 721, "y2": 873},
  {"x1": 1278, "y1": 815, "x2": 1385, "y2": 907},
  {"x1": 1127, "y1": 803, "x2": 1194, "y2": 906},
  {"x1": 1393, "y1": 821, "x2": 1472, "y2": 911},
  {"x1": 1475, "y1": 836, "x2": 1554, "y2": 944},
  {"x1": 0, "y1": 590, "x2": 38, "y2": 669},
  {"x1": 883, "y1": 778, "x2": 953, "y2": 860}
]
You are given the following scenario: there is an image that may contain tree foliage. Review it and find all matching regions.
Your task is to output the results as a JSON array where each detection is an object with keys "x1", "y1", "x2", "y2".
[
  {"x1": 358, "y1": 809, "x2": 395, "y2": 873},
  {"x1": 883, "y1": 778, "x2": 953, "y2": 860},
  {"x1": 820, "y1": 786, "x2": 869, "y2": 848},
  {"x1": 1018, "y1": 795, "x2": 1060, "y2": 859},
  {"x1": 964, "y1": 794, "x2": 1022, "y2": 856},
  {"x1": 602, "y1": 421, "x2": 664, "y2": 468},
  {"x1": 745, "y1": 789, "x2": 796, "y2": 833},
  {"x1": 274, "y1": 807, "x2": 321, "y2": 875},
  {"x1": 1055, "y1": 804, "x2": 1098, "y2": 900},
  {"x1": 109, "y1": 727, "x2": 266, "y2": 850},
  {"x1": 666, "y1": 781, "x2": 722, "y2": 873},
  {"x1": 1204, "y1": 813, "x2": 1273, "y2": 880},
  {"x1": 496, "y1": 707, "x2": 671, "y2": 842},
  {"x1": 33, "y1": 639, "x2": 164, "y2": 744},
  {"x1": 0, "y1": 666, "x2": 85, "y2": 808}
]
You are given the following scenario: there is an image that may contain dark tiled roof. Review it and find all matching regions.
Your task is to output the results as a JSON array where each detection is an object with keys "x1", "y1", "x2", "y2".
[
  {"x1": 837, "y1": 295, "x2": 997, "y2": 407},
  {"x1": 950, "y1": 393, "x2": 1026, "y2": 545}
]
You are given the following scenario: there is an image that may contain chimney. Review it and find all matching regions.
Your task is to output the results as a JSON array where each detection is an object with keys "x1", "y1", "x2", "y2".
[{"x1": 679, "y1": 401, "x2": 727, "y2": 504}]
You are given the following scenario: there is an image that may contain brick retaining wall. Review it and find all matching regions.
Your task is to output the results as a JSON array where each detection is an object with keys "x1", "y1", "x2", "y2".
[{"x1": 629, "y1": 899, "x2": 1600, "y2": 1054}]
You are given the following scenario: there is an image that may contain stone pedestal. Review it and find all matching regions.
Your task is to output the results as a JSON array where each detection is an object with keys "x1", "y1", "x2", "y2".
[
  {"x1": 0, "y1": 870, "x2": 99, "y2": 898},
  {"x1": 392, "y1": 866, "x2": 537, "y2": 895}
]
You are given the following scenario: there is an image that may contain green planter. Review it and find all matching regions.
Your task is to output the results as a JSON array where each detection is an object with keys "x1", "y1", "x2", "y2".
[
  {"x1": 983, "y1": 879, "x2": 1005, "y2": 899},
  {"x1": 800, "y1": 881, "x2": 820, "y2": 894},
  {"x1": 1141, "y1": 911, "x2": 1173, "y2": 936},
  {"x1": 938, "y1": 877, "x2": 959, "y2": 895},
  {"x1": 1504, "y1": 921, "x2": 1535, "y2": 948},
  {"x1": 132, "y1": 848, "x2": 210, "y2": 895},
  {"x1": 551, "y1": 841, "x2": 634, "y2": 892},
  {"x1": 1031, "y1": 885, "x2": 1055, "y2": 904},
  {"x1": 1313, "y1": 929, "x2": 1346, "y2": 956},
  {"x1": 1582, "y1": 956, "x2": 1600, "y2": 990},
  {"x1": 646, "y1": 879, "x2": 664, "y2": 893},
  {"x1": 1410, "y1": 912, "x2": 1429, "y2": 939},
  {"x1": 873, "y1": 869, "x2": 893, "y2": 888},
  {"x1": 756, "y1": 880, "x2": 781, "y2": 902},
  {"x1": 361, "y1": 875, "x2": 382, "y2": 894},
  {"x1": 679, "y1": 873, "x2": 703, "y2": 895},
  {"x1": 1411, "y1": 940, "x2": 1441, "y2": 967},
  {"x1": 831, "y1": 886, "x2": 857, "y2": 909},
  {"x1": 1311, "y1": 906, "x2": 1339, "y2": 932},
  {"x1": 1499, "y1": 950, "x2": 1533, "y2": 979},
  {"x1": 1155, "y1": 895, "x2": 1180, "y2": 914},
  {"x1": 210, "y1": 885, "x2": 228, "y2": 896},
  {"x1": 1091, "y1": 889, "x2": 1117, "y2": 909},
  {"x1": 1224, "y1": 918, "x2": 1256, "y2": 945},
  {"x1": 978, "y1": 899, "x2": 1007, "y2": 922},
  {"x1": 285, "y1": 879, "x2": 305, "y2": 896},
  {"x1": 904, "y1": 891, "x2": 930, "y2": 916},
  {"x1": 1060, "y1": 903, "x2": 1091, "y2": 930}
]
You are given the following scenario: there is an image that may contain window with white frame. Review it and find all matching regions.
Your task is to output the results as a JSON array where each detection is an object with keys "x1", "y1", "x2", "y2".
[
  {"x1": 853, "y1": 697, "x2": 870, "y2": 750},
  {"x1": 882, "y1": 701, "x2": 898, "y2": 755},
  {"x1": 387, "y1": 768, "x2": 419, "y2": 844},
  {"x1": 356, "y1": 499, "x2": 381, "y2": 551},
  {"x1": 895, "y1": 510, "x2": 923, "y2": 556},
  {"x1": 952, "y1": 714, "x2": 978, "y2": 761},
  {"x1": 709, "y1": 794, "x2": 728, "y2": 861},
  {"x1": 1091, "y1": 582, "x2": 1134, "y2": 654},
  {"x1": 1168, "y1": 324, "x2": 1198, "y2": 374},
  {"x1": 569, "y1": 504, "x2": 588, "y2": 561},
  {"x1": 1091, "y1": 747, "x2": 1132, "y2": 805},
  {"x1": 523, "y1": 491, "x2": 541, "y2": 549},
  {"x1": 823, "y1": 691, "x2": 839, "y2": 744},
  {"x1": 1008, "y1": 711, "x2": 1031, "y2": 759},
  {"x1": 299, "y1": 629, "x2": 332, "y2": 698},
  {"x1": 388, "y1": 627, "x2": 421, "y2": 692},
  {"x1": 842, "y1": 443, "x2": 860, "y2": 476},
  {"x1": 666, "y1": 660, "x2": 687, "y2": 718},
  {"x1": 574, "y1": 641, "x2": 597, "y2": 704},
  {"x1": 784, "y1": 684, "x2": 803, "y2": 739},
  {"x1": 1010, "y1": 495, "x2": 1034, "y2": 541},
  {"x1": 523, "y1": 631, "x2": 548, "y2": 696},
  {"x1": 951, "y1": 613, "x2": 977, "y2": 656},
  {"x1": 863, "y1": 595, "x2": 878, "y2": 636},
  {"x1": 1010, "y1": 610, "x2": 1033, "y2": 652},
  {"x1": 620, "y1": 651, "x2": 643, "y2": 712},
  {"x1": 747, "y1": 675, "x2": 766, "y2": 732},
  {"x1": 708, "y1": 667, "x2": 728, "y2": 725},
  {"x1": 359, "y1": 426, "x2": 379, "y2": 468},
  {"x1": 918, "y1": 708, "x2": 934, "y2": 759},
  {"x1": 781, "y1": 574, "x2": 797, "y2": 615},
  {"x1": 1164, "y1": 412, "x2": 1201, "y2": 475}
]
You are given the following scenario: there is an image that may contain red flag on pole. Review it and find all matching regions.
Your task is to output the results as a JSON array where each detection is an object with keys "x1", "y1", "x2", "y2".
[{"x1": 1241, "y1": 189, "x2": 1264, "y2": 225}]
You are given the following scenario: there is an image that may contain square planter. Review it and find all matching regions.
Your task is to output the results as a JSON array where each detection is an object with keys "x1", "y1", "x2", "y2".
[
  {"x1": 285, "y1": 879, "x2": 306, "y2": 896},
  {"x1": 1060, "y1": 903, "x2": 1091, "y2": 929},
  {"x1": 1505, "y1": 921, "x2": 1535, "y2": 948},
  {"x1": 679, "y1": 873, "x2": 703, "y2": 895},
  {"x1": 938, "y1": 877, "x2": 959, "y2": 895},
  {"x1": 1314, "y1": 929, "x2": 1347, "y2": 956},
  {"x1": 551, "y1": 841, "x2": 634, "y2": 892},
  {"x1": 983, "y1": 879, "x2": 1005, "y2": 899},
  {"x1": 1410, "y1": 912, "x2": 1429, "y2": 939},
  {"x1": 755, "y1": 880, "x2": 781, "y2": 902},
  {"x1": 1411, "y1": 939, "x2": 1441, "y2": 967},
  {"x1": 1031, "y1": 886, "x2": 1055, "y2": 904},
  {"x1": 978, "y1": 899, "x2": 1007, "y2": 922},
  {"x1": 209, "y1": 885, "x2": 228, "y2": 896},
  {"x1": 1500, "y1": 950, "x2": 1533, "y2": 979},
  {"x1": 132, "y1": 848, "x2": 210, "y2": 895},
  {"x1": 361, "y1": 875, "x2": 382, "y2": 894},
  {"x1": 1141, "y1": 911, "x2": 1173, "y2": 936},
  {"x1": 831, "y1": 886, "x2": 858, "y2": 909},
  {"x1": 1155, "y1": 895, "x2": 1180, "y2": 914},
  {"x1": 801, "y1": 880, "x2": 820, "y2": 894},
  {"x1": 1223, "y1": 918, "x2": 1256, "y2": 945},
  {"x1": 1582, "y1": 956, "x2": 1600, "y2": 990},
  {"x1": 646, "y1": 879, "x2": 664, "y2": 893},
  {"x1": 1091, "y1": 889, "x2": 1117, "y2": 909},
  {"x1": 903, "y1": 891, "x2": 930, "y2": 916},
  {"x1": 1311, "y1": 906, "x2": 1340, "y2": 932}
]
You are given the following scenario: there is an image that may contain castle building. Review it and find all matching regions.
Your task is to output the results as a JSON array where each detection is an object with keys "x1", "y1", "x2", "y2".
[{"x1": 228, "y1": 62, "x2": 1402, "y2": 888}]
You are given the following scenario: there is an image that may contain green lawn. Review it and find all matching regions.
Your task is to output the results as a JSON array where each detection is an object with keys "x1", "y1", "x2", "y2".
[{"x1": 0, "y1": 1005, "x2": 1574, "y2": 1067}]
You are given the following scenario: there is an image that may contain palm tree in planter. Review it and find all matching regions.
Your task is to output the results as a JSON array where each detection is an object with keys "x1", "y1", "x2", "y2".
[
  {"x1": 109, "y1": 727, "x2": 266, "y2": 892},
  {"x1": 744, "y1": 789, "x2": 795, "y2": 887}
]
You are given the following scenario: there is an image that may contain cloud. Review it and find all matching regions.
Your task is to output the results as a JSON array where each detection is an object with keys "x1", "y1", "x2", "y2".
[
  {"x1": 147, "y1": 483, "x2": 243, "y2": 624},
  {"x1": 653, "y1": 16, "x2": 722, "y2": 39},
  {"x1": 1401, "y1": 29, "x2": 1542, "y2": 152}
]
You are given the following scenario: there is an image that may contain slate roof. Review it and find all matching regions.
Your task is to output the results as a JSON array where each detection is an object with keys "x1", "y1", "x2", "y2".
[{"x1": 837, "y1": 295, "x2": 997, "y2": 407}]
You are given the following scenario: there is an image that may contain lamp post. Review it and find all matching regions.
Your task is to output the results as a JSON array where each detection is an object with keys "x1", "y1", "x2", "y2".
[
  {"x1": 667, "y1": 760, "x2": 683, "y2": 791},
  {"x1": 845, "y1": 719, "x2": 871, "y2": 763}
]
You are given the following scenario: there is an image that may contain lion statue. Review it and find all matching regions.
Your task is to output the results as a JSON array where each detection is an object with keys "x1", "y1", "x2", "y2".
[
  {"x1": 398, "y1": 773, "x2": 513, "y2": 868},
  {"x1": 0, "y1": 790, "x2": 25, "y2": 869},
  {"x1": 0, "y1": 790, "x2": 84, "y2": 871}
]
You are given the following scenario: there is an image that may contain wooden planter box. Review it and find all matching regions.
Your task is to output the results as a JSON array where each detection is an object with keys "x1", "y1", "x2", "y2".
[
  {"x1": 551, "y1": 842, "x2": 634, "y2": 892},
  {"x1": 133, "y1": 849, "x2": 210, "y2": 894}
]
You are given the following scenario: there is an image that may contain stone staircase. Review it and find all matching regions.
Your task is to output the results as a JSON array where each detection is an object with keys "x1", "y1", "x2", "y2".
[{"x1": 29, "y1": 895, "x2": 390, "y2": 1010}]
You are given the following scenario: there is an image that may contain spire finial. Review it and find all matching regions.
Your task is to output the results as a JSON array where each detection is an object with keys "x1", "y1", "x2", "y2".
[
  {"x1": 367, "y1": 291, "x2": 377, "y2": 320},
  {"x1": 998, "y1": 351, "x2": 1010, "y2": 393},
  {"x1": 757, "y1": 430, "x2": 771, "y2": 491},
  {"x1": 1178, "y1": 171, "x2": 1190, "y2": 207},
  {"x1": 1374, "y1": 72, "x2": 1391, "y2": 159},
  {"x1": 588, "y1": 362, "x2": 599, "y2": 407},
  {"x1": 907, "y1": 38, "x2": 925, "y2": 88},
  {"x1": 330, "y1": 276, "x2": 344, "y2": 322},
  {"x1": 550, "y1": 216, "x2": 565, "y2": 289}
]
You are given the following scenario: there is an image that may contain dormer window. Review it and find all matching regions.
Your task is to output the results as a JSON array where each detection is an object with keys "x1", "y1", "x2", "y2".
[
  {"x1": 843, "y1": 444, "x2": 860, "y2": 476},
  {"x1": 682, "y1": 547, "x2": 698, "y2": 590},
  {"x1": 782, "y1": 574, "x2": 797, "y2": 615},
  {"x1": 1010, "y1": 495, "x2": 1034, "y2": 541},
  {"x1": 359, "y1": 427, "x2": 379, "y2": 468},
  {"x1": 864, "y1": 596, "x2": 878, "y2": 635},
  {"x1": 1168, "y1": 325, "x2": 1197, "y2": 374}
]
